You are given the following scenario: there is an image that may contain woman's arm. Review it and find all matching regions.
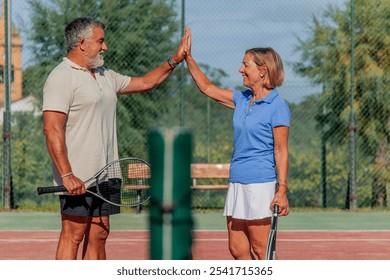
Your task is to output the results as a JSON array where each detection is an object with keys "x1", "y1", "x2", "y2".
[
  {"x1": 186, "y1": 54, "x2": 235, "y2": 109},
  {"x1": 272, "y1": 125, "x2": 290, "y2": 216},
  {"x1": 185, "y1": 28, "x2": 235, "y2": 109}
]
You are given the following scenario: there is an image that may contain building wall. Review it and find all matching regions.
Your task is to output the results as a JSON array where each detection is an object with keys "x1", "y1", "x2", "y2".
[{"x1": 0, "y1": 2, "x2": 23, "y2": 105}]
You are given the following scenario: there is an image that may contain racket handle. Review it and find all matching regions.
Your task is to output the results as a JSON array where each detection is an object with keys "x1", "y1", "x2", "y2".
[
  {"x1": 37, "y1": 185, "x2": 67, "y2": 195},
  {"x1": 273, "y1": 204, "x2": 279, "y2": 215}
]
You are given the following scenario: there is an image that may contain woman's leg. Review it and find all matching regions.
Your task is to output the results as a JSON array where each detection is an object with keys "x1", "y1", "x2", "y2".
[
  {"x1": 226, "y1": 216, "x2": 254, "y2": 260},
  {"x1": 247, "y1": 217, "x2": 272, "y2": 260}
]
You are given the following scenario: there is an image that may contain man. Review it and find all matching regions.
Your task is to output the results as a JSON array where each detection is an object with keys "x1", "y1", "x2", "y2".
[{"x1": 43, "y1": 17, "x2": 188, "y2": 260}]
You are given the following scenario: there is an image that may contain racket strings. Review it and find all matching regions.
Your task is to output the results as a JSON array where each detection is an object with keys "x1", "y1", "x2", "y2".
[{"x1": 96, "y1": 158, "x2": 150, "y2": 206}]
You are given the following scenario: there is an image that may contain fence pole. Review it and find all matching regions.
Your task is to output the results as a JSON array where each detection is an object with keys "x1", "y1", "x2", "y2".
[
  {"x1": 321, "y1": 111, "x2": 327, "y2": 208},
  {"x1": 179, "y1": 0, "x2": 185, "y2": 126},
  {"x1": 348, "y1": 0, "x2": 357, "y2": 209},
  {"x1": 2, "y1": 0, "x2": 13, "y2": 209}
]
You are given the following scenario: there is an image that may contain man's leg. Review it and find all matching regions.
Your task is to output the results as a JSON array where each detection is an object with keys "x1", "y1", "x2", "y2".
[
  {"x1": 82, "y1": 215, "x2": 110, "y2": 260},
  {"x1": 56, "y1": 213, "x2": 89, "y2": 260}
]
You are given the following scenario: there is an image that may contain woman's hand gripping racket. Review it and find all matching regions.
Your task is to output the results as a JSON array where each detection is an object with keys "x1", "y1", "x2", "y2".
[
  {"x1": 265, "y1": 204, "x2": 279, "y2": 260},
  {"x1": 37, "y1": 157, "x2": 151, "y2": 207}
]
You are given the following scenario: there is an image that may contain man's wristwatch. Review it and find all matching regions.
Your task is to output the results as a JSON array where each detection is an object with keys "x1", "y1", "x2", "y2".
[{"x1": 167, "y1": 55, "x2": 179, "y2": 69}]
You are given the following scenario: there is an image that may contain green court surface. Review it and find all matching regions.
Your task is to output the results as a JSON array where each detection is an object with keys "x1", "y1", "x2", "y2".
[{"x1": 0, "y1": 210, "x2": 389, "y2": 231}]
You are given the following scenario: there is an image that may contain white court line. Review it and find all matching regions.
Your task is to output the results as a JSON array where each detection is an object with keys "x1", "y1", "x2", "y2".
[
  {"x1": 1, "y1": 229, "x2": 389, "y2": 232},
  {"x1": 0, "y1": 239, "x2": 58, "y2": 242},
  {"x1": 194, "y1": 238, "x2": 390, "y2": 242},
  {"x1": 0, "y1": 238, "x2": 149, "y2": 242},
  {"x1": 279, "y1": 238, "x2": 390, "y2": 242},
  {"x1": 2, "y1": 238, "x2": 390, "y2": 243}
]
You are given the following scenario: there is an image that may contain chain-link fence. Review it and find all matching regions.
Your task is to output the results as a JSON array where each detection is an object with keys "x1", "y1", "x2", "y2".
[{"x1": 1, "y1": 0, "x2": 388, "y2": 210}]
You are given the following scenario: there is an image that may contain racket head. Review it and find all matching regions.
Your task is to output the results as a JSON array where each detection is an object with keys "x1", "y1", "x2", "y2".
[
  {"x1": 93, "y1": 157, "x2": 151, "y2": 207},
  {"x1": 265, "y1": 204, "x2": 279, "y2": 260}
]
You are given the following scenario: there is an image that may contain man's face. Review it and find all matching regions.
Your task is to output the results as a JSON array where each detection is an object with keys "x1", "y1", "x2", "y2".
[{"x1": 83, "y1": 26, "x2": 108, "y2": 69}]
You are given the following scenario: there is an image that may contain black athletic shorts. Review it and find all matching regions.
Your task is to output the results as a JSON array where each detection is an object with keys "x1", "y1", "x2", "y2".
[{"x1": 59, "y1": 179, "x2": 121, "y2": 216}]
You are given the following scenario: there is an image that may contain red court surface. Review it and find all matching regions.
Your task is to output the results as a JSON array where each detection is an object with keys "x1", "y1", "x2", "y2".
[{"x1": 1, "y1": 230, "x2": 390, "y2": 260}]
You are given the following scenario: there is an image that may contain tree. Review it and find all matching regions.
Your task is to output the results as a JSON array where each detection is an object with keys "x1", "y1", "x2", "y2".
[
  {"x1": 293, "y1": 0, "x2": 389, "y2": 207},
  {"x1": 10, "y1": 112, "x2": 55, "y2": 208}
]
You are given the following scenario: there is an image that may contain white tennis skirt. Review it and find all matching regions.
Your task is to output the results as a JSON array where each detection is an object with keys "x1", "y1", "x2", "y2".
[{"x1": 223, "y1": 181, "x2": 276, "y2": 220}]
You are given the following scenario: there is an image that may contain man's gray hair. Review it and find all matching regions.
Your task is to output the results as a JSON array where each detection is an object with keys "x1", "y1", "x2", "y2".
[{"x1": 64, "y1": 17, "x2": 105, "y2": 53}]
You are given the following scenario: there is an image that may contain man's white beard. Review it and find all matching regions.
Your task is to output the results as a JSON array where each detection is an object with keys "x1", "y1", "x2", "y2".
[{"x1": 88, "y1": 52, "x2": 104, "y2": 69}]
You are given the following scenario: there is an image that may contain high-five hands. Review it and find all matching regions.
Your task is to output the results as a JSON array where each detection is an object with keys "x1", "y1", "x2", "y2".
[{"x1": 172, "y1": 28, "x2": 191, "y2": 65}]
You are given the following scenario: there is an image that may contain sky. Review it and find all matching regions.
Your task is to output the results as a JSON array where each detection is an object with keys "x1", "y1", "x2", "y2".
[{"x1": 8, "y1": 0, "x2": 348, "y2": 103}]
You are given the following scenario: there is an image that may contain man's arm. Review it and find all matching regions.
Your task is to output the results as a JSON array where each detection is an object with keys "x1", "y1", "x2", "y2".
[
  {"x1": 119, "y1": 28, "x2": 190, "y2": 95},
  {"x1": 43, "y1": 111, "x2": 85, "y2": 195},
  {"x1": 120, "y1": 61, "x2": 176, "y2": 94}
]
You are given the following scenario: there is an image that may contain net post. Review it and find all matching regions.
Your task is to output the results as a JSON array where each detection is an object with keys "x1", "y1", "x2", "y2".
[{"x1": 148, "y1": 127, "x2": 193, "y2": 260}]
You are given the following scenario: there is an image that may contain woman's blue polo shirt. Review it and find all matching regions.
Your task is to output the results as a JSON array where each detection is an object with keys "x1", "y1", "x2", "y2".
[{"x1": 229, "y1": 88, "x2": 290, "y2": 184}]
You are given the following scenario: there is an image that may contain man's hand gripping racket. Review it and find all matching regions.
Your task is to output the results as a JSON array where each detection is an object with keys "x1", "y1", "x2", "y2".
[
  {"x1": 265, "y1": 204, "x2": 279, "y2": 260},
  {"x1": 37, "y1": 157, "x2": 151, "y2": 207}
]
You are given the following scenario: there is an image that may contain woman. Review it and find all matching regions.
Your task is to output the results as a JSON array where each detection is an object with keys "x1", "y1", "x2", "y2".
[{"x1": 184, "y1": 28, "x2": 290, "y2": 260}]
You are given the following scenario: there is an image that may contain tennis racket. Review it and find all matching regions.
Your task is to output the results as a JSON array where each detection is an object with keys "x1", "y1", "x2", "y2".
[
  {"x1": 37, "y1": 157, "x2": 151, "y2": 207},
  {"x1": 265, "y1": 204, "x2": 279, "y2": 260}
]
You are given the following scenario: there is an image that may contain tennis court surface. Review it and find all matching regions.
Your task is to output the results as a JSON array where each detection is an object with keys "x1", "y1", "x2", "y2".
[{"x1": 1, "y1": 211, "x2": 390, "y2": 260}]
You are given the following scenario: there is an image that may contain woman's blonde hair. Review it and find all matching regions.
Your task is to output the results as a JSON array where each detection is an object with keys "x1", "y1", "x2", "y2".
[{"x1": 246, "y1": 47, "x2": 284, "y2": 89}]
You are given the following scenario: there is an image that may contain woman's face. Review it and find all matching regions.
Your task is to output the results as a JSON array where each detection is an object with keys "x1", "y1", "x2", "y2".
[{"x1": 239, "y1": 53, "x2": 265, "y2": 89}]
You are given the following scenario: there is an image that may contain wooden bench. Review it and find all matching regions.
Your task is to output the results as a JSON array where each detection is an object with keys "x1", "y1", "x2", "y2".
[
  {"x1": 125, "y1": 163, "x2": 230, "y2": 190},
  {"x1": 191, "y1": 163, "x2": 230, "y2": 190},
  {"x1": 130, "y1": 163, "x2": 229, "y2": 213},
  {"x1": 125, "y1": 163, "x2": 230, "y2": 191}
]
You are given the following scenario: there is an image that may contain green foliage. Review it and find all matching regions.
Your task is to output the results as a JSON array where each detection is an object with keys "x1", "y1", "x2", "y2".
[
  {"x1": 8, "y1": 112, "x2": 54, "y2": 208},
  {"x1": 192, "y1": 189, "x2": 227, "y2": 209},
  {"x1": 293, "y1": 0, "x2": 389, "y2": 207},
  {"x1": 182, "y1": 64, "x2": 233, "y2": 163}
]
